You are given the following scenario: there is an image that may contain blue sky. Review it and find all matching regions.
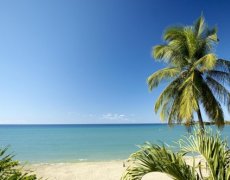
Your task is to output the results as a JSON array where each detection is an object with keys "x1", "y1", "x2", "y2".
[{"x1": 0, "y1": 0, "x2": 229, "y2": 124}]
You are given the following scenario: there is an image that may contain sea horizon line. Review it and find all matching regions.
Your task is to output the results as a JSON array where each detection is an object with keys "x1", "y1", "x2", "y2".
[{"x1": 0, "y1": 123, "x2": 167, "y2": 126}]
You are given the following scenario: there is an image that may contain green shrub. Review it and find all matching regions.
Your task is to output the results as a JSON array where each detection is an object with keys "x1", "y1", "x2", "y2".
[
  {"x1": 0, "y1": 147, "x2": 37, "y2": 180},
  {"x1": 121, "y1": 127, "x2": 230, "y2": 180}
]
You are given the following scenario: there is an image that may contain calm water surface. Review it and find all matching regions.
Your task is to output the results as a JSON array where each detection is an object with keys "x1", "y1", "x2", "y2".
[{"x1": 0, "y1": 124, "x2": 229, "y2": 163}]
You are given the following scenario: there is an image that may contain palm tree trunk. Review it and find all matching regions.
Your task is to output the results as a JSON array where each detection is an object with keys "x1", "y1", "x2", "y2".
[{"x1": 197, "y1": 104, "x2": 204, "y2": 132}]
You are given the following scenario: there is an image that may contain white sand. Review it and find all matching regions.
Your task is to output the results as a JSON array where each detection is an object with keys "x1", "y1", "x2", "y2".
[
  {"x1": 26, "y1": 161, "x2": 126, "y2": 180},
  {"x1": 25, "y1": 156, "x2": 207, "y2": 180}
]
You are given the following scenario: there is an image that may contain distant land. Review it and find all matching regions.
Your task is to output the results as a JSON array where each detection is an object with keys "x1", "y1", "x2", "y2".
[{"x1": 176, "y1": 121, "x2": 230, "y2": 126}]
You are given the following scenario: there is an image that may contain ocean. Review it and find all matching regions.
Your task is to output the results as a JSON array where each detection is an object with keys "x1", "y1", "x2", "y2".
[{"x1": 0, "y1": 124, "x2": 229, "y2": 163}]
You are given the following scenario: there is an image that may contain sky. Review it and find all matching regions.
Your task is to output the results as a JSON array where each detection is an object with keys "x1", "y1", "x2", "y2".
[{"x1": 0, "y1": 0, "x2": 230, "y2": 124}]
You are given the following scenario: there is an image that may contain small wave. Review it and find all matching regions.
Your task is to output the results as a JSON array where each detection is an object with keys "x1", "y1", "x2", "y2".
[{"x1": 78, "y1": 158, "x2": 87, "y2": 161}]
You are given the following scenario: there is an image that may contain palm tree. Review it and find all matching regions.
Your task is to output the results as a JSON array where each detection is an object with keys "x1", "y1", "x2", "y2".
[
  {"x1": 121, "y1": 127, "x2": 230, "y2": 180},
  {"x1": 147, "y1": 16, "x2": 230, "y2": 130}
]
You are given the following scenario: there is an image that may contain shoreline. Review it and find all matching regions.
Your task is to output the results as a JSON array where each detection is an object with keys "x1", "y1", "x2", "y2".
[
  {"x1": 25, "y1": 160, "x2": 127, "y2": 180},
  {"x1": 23, "y1": 159, "x2": 127, "y2": 166},
  {"x1": 21, "y1": 158, "x2": 128, "y2": 165},
  {"x1": 24, "y1": 156, "x2": 206, "y2": 180}
]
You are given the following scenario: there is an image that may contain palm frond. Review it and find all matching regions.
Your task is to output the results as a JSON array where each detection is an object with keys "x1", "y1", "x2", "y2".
[
  {"x1": 193, "y1": 53, "x2": 217, "y2": 72},
  {"x1": 215, "y1": 59, "x2": 230, "y2": 72},
  {"x1": 153, "y1": 44, "x2": 189, "y2": 67},
  {"x1": 178, "y1": 82, "x2": 198, "y2": 121},
  {"x1": 198, "y1": 77, "x2": 224, "y2": 126},
  {"x1": 154, "y1": 78, "x2": 181, "y2": 113},
  {"x1": 193, "y1": 40, "x2": 209, "y2": 60},
  {"x1": 121, "y1": 143, "x2": 197, "y2": 180},
  {"x1": 157, "y1": 98, "x2": 174, "y2": 122},
  {"x1": 194, "y1": 16, "x2": 205, "y2": 38},
  {"x1": 122, "y1": 127, "x2": 230, "y2": 180},
  {"x1": 184, "y1": 27, "x2": 198, "y2": 59},
  {"x1": 205, "y1": 27, "x2": 218, "y2": 42},
  {"x1": 164, "y1": 27, "x2": 185, "y2": 42},
  {"x1": 206, "y1": 76, "x2": 230, "y2": 112},
  {"x1": 168, "y1": 94, "x2": 182, "y2": 124},
  {"x1": 147, "y1": 67, "x2": 180, "y2": 90},
  {"x1": 206, "y1": 70, "x2": 230, "y2": 86},
  {"x1": 153, "y1": 45, "x2": 174, "y2": 60},
  {"x1": 0, "y1": 147, "x2": 37, "y2": 180},
  {"x1": 179, "y1": 127, "x2": 230, "y2": 180}
]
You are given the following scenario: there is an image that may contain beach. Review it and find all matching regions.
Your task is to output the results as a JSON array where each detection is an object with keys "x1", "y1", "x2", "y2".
[
  {"x1": 25, "y1": 156, "x2": 207, "y2": 180},
  {"x1": 25, "y1": 161, "x2": 127, "y2": 180},
  {"x1": 25, "y1": 160, "x2": 172, "y2": 180}
]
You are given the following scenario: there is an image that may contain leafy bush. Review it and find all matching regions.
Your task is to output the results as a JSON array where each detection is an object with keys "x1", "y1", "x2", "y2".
[
  {"x1": 121, "y1": 127, "x2": 230, "y2": 180},
  {"x1": 0, "y1": 147, "x2": 37, "y2": 180}
]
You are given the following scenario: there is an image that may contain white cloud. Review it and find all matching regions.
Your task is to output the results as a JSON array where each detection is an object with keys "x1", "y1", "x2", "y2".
[
  {"x1": 64, "y1": 112, "x2": 137, "y2": 124},
  {"x1": 101, "y1": 113, "x2": 129, "y2": 122}
]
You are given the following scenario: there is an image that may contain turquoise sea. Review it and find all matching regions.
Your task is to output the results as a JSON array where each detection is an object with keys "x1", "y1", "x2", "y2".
[{"x1": 0, "y1": 124, "x2": 229, "y2": 163}]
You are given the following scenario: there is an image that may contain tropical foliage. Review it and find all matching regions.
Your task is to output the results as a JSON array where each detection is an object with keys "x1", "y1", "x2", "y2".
[
  {"x1": 0, "y1": 147, "x2": 37, "y2": 180},
  {"x1": 147, "y1": 16, "x2": 230, "y2": 128},
  {"x1": 121, "y1": 127, "x2": 230, "y2": 180}
]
